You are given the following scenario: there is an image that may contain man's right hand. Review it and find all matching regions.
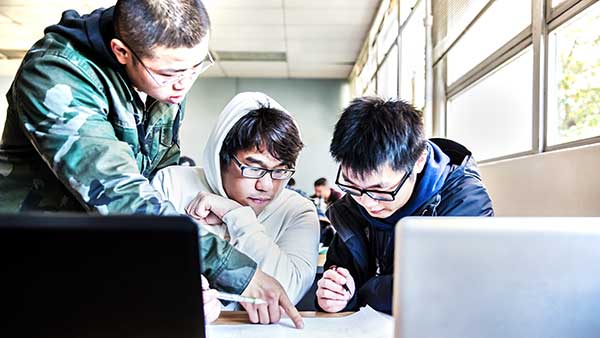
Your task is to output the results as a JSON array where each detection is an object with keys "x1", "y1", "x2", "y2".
[
  {"x1": 316, "y1": 266, "x2": 355, "y2": 313},
  {"x1": 241, "y1": 270, "x2": 304, "y2": 329}
]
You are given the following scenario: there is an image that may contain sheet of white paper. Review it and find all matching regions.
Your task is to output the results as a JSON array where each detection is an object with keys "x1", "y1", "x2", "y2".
[{"x1": 206, "y1": 305, "x2": 394, "y2": 338}]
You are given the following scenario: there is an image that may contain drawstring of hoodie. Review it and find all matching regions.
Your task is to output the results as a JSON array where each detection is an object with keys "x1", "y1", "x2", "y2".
[{"x1": 420, "y1": 194, "x2": 442, "y2": 216}]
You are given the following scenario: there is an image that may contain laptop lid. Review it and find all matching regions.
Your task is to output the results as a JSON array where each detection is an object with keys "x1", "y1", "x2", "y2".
[
  {"x1": 393, "y1": 217, "x2": 600, "y2": 338},
  {"x1": 0, "y1": 214, "x2": 205, "y2": 338}
]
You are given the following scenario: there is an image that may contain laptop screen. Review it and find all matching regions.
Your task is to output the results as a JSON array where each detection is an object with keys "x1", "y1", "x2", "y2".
[
  {"x1": 393, "y1": 217, "x2": 600, "y2": 338},
  {"x1": 0, "y1": 214, "x2": 205, "y2": 338}
]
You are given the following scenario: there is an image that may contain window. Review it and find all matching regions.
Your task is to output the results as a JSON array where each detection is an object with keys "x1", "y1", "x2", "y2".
[
  {"x1": 365, "y1": 78, "x2": 377, "y2": 96},
  {"x1": 377, "y1": 45, "x2": 399, "y2": 99},
  {"x1": 347, "y1": 0, "x2": 600, "y2": 162},
  {"x1": 377, "y1": 4, "x2": 399, "y2": 65},
  {"x1": 399, "y1": 0, "x2": 426, "y2": 109},
  {"x1": 447, "y1": 48, "x2": 534, "y2": 161},
  {"x1": 447, "y1": 0, "x2": 531, "y2": 85},
  {"x1": 400, "y1": 0, "x2": 419, "y2": 25},
  {"x1": 547, "y1": 1, "x2": 600, "y2": 146}
]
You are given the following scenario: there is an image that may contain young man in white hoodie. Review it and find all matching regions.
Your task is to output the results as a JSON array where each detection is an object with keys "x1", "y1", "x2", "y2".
[{"x1": 152, "y1": 92, "x2": 320, "y2": 324}]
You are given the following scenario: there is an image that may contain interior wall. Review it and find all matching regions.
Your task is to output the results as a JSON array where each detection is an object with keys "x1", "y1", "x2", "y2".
[
  {"x1": 479, "y1": 143, "x2": 600, "y2": 216},
  {"x1": 0, "y1": 76, "x2": 14, "y2": 135},
  {"x1": 181, "y1": 78, "x2": 350, "y2": 193}
]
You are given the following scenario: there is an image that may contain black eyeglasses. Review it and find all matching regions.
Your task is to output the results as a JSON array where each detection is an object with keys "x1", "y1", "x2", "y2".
[
  {"x1": 231, "y1": 155, "x2": 295, "y2": 180},
  {"x1": 116, "y1": 36, "x2": 214, "y2": 87},
  {"x1": 335, "y1": 165, "x2": 413, "y2": 202}
]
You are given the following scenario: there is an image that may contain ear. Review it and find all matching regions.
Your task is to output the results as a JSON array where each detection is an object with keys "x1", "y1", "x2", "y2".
[
  {"x1": 413, "y1": 148, "x2": 429, "y2": 174},
  {"x1": 110, "y1": 38, "x2": 130, "y2": 65}
]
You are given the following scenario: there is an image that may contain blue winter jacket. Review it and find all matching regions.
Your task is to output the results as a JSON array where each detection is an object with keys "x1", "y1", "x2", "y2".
[{"x1": 319, "y1": 138, "x2": 494, "y2": 314}]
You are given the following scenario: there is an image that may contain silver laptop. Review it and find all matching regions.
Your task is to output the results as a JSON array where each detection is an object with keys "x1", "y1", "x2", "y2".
[{"x1": 393, "y1": 217, "x2": 600, "y2": 338}]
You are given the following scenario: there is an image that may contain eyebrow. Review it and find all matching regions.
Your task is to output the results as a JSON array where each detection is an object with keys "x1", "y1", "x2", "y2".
[
  {"x1": 156, "y1": 60, "x2": 205, "y2": 74},
  {"x1": 341, "y1": 172, "x2": 388, "y2": 189},
  {"x1": 244, "y1": 156, "x2": 286, "y2": 169}
]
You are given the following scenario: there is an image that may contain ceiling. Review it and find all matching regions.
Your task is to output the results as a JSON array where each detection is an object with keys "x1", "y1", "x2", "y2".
[{"x1": 0, "y1": 0, "x2": 380, "y2": 79}]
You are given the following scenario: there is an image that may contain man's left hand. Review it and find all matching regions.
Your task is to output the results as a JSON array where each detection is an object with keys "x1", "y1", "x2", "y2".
[{"x1": 185, "y1": 191, "x2": 241, "y2": 225}]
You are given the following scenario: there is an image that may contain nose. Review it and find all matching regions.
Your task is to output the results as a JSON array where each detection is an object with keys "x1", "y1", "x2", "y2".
[
  {"x1": 255, "y1": 174, "x2": 274, "y2": 192},
  {"x1": 358, "y1": 193, "x2": 379, "y2": 208},
  {"x1": 172, "y1": 73, "x2": 195, "y2": 91}
]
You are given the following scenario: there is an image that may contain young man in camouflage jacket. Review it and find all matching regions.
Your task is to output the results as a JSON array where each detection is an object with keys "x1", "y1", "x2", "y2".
[{"x1": 0, "y1": 0, "x2": 303, "y2": 328}]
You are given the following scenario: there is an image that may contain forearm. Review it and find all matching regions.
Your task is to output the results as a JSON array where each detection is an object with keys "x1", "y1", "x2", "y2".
[
  {"x1": 222, "y1": 206, "x2": 319, "y2": 303},
  {"x1": 200, "y1": 231, "x2": 258, "y2": 294}
]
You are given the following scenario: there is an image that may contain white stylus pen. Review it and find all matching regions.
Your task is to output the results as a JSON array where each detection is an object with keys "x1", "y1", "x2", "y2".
[{"x1": 215, "y1": 291, "x2": 267, "y2": 305}]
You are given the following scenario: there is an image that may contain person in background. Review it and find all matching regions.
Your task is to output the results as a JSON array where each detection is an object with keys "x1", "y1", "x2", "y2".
[
  {"x1": 286, "y1": 178, "x2": 310, "y2": 198},
  {"x1": 313, "y1": 177, "x2": 343, "y2": 207},
  {"x1": 0, "y1": 0, "x2": 302, "y2": 328},
  {"x1": 316, "y1": 97, "x2": 494, "y2": 314},
  {"x1": 152, "y1": 92, "x2": 319, "y2": 321}
]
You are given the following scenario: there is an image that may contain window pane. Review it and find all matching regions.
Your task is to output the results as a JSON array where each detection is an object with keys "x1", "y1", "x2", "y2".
[
  {"x1": 399, "y1": 0, "x2": 426, "y2": 109},
  {"x1": 365, "y1": 79, "x2": 377, "y2": 96},
  {"x1": 447, "y1": 0, "x2": 531, "y2": 85},
  {"x1": 400, "y1": 0, "x2": 419, "y2": 25},
  {"x1": 547, "y1": 2, "x2": 600, "y2": 146},
  {"x1": 447, "y1": 48, "x2": 533, "y2": 161},
  {"x1": 377, "y1": 5, "x2": 399, "y2": 65},
  {"x1": 377, "y1": 44, "x2": 398, "y2": 99}
]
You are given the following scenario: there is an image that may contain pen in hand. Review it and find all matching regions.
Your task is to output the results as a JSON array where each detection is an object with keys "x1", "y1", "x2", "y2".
[
  {"x1": 215, "y1": 291, "x2": 267, "y2": 305},
  {"x1": 329, "y1": 265, "x2": 351, "y2": 293}
]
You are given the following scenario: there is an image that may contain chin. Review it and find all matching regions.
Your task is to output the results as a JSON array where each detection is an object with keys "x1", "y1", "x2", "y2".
[
  {"x1": 248, "y1": 204, "x2": 264, "y2": 215},
  {"x1": 367, "y1": 209, "x2": 393, "y2": 219}
]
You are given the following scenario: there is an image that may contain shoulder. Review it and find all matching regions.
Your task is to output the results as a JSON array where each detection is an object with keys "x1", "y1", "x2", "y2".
[
  {"x1": 13, "y1": 35, "x2": 112, "y2": 112},
  {"x1": 152, "y1": 166, "x2": 211, "y2": 196},
  {"x1": 275, "y1": 189, "x2": 317, "y2": 215},
  {"x1": 437, "y1": 161, "x2": 494, "y2": 216},
  {"x1": 151, "y1": 166, "x2": 212, "y2": 213},
  {"x1": 21, "y1": 33, "x2": 102, "y2": 81}
]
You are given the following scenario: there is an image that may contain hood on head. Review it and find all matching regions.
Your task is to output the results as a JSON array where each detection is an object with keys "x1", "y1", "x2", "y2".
[{"x1": 202, "y1": 92, "x2": 295, "y2": 197}]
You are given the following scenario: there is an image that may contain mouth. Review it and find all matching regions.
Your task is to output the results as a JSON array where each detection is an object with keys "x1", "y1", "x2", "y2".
[
  {"x1": 368, "y1": 208, "x2": 385, "y2": 216},
  {"x1": 248, "y1": 197, "x2": 271, "y2": 206},
  {"x1": 167, "y1": 95, "x2": 184, "y2": 104}
]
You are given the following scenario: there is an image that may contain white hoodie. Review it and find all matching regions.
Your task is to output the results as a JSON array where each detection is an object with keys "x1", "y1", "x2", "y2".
[{"x1": 151, "y1": 92, "x2": 319, "y2": 305}]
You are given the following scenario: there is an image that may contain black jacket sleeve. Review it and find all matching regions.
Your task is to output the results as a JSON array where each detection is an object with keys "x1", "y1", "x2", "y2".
[{"x1": 357, "y1": 274, "x2": 393, "y2": 314}]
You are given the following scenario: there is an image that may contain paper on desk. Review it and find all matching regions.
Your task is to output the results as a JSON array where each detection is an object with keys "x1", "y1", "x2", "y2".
[{"x1": 206, "y1": 305, "x2": 393, "y2": 338}]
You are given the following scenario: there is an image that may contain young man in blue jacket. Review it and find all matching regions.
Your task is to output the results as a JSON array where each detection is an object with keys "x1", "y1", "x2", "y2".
[{"x1": 316, "y1": 97, "x2": 494, "y2": 314}]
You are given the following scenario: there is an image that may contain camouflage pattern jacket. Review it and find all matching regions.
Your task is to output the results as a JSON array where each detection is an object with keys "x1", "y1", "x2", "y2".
[{"x1": 0, "y1": 8, "x2": 256, "y2": 293}]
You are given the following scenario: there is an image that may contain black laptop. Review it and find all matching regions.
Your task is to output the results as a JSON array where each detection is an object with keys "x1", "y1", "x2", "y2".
[{"x1": 0, "y1": 214, "x2": 205, "y2": 338}]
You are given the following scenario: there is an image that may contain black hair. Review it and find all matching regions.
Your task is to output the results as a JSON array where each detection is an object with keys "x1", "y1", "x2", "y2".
[
  {"x1": 314, "y1": 177, "x2": 327, "y2": 187},
  {"x1": 330, "y1": 96, "x2": 427, "y2": 177},
  {"x1": 219, "y1": 105, "x2": 303, "y2": 169},
  {"x1": 114, "y1": 0, "x2": 210, "y2": 58},
  {"x1": 287, "y1": 178, "x2": 296, "y2": 186}
]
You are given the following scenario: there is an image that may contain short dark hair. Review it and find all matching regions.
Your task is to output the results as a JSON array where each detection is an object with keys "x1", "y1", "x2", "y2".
[
  {"x1": 314, "y1": 178, "x2": 327, "y2": 187},
  {"x1": 220, "y1": 106, "x2": 304, "y2": 169},
  {"x1": 114, "y1": 0, "x2": 210, "y2": 58},
  {"x1": 330, "y1": 97, "x2": 427, "y2": 178},
  {"x1": 287, "y1": 178, "x2": 296, "y2": 186}
]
